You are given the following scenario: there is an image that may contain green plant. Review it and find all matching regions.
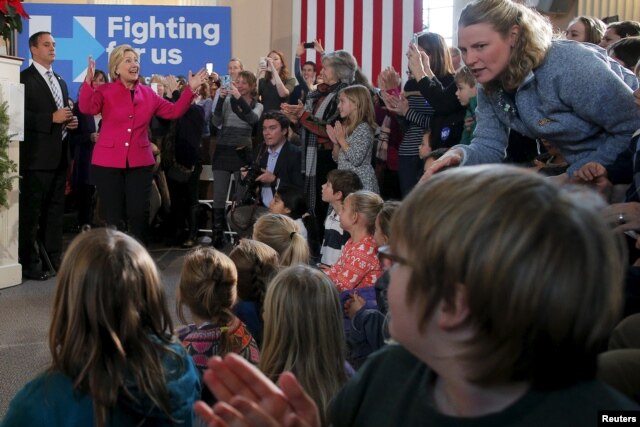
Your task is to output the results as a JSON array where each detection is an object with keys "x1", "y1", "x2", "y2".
[
  {"x1": 0, "y1": 0, "x2": 29, "y2": 42},
  {"x1": 0, "y1": 100, "x2": 18, "y2": 208}
]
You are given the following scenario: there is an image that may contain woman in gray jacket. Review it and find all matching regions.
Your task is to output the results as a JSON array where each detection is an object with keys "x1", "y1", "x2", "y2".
[{"x1": 421, "y1": 0, "x2": 640, "y2": 182}]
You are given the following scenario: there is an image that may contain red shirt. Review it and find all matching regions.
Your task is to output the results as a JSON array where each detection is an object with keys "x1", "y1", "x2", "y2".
[{"x1": 326, "y1": 235, "x2": 383, "y2": 292}]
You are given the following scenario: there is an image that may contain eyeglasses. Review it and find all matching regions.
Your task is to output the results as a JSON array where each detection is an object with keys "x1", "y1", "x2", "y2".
[{"x1": 377, "y1": 245, "x2": 409, "y2": 270}]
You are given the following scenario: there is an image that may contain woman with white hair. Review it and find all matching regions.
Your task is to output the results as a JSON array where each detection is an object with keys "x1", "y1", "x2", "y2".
[{"x1": 282, "y1": 49, "x2": 362, "y2": 220}]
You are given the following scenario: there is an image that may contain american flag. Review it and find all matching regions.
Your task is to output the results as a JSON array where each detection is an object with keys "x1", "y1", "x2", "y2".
[{"x1": 292, "y1": 0, "x2": 423, "y2": 85}]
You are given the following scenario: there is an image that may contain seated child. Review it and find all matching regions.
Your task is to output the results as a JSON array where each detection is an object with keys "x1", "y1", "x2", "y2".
[
  {"x1": 323, "y1": 190, "x2": 384, "y2": 292},
  {"x1": 454, "y1": 66, "x2": 478, "y2": 145},
  {"x1": 418, "y1": 129, "x2": 432, "y2": 161},
  {"x1": 259, "y1": 265, "x2": 351, "y2": 426},
  {"x1": 3, "y1": 229, "x2": 200, "y2": 426},
  {"x1": 269, "y1": 184, "x2": 321, "y2": 258},
  {"x1": 176, "y1": 247, "x2": 259, "y2": 378},
  {"x1": 253, "y1": 213, "x2": 310, "y2": 266},
  {"x1": 229, "y1": 239, "x2": 280, "y2": 345},
  {"x1": 344, "y1": 200, "x2": 401, "y2": 369},
  {"x1": 195, "y1": 165, "x2": 639, "y2": 427},
  {"x1": 319, "y1": 169, "x2": 363, "y2": 267}
]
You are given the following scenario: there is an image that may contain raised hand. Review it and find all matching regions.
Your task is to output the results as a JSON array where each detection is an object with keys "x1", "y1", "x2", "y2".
[
  {"x1": 313, "y1": 39, "x2": 324, "y2": 55},
  {"x1": 188, "y1": 68, "x2": 209, "y2": 92},
  {"x1": 377, "y1": 67, "x2": 401, "y2": 91},
  {"x1": 85, "y1": 56, "x2": 95, "y2": 84},
  {"x1": 229, "y1": 80, "x2": 241, "y2": 98}
]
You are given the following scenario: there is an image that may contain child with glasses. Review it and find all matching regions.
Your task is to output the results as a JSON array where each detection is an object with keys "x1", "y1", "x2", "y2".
[{"x1": 194, "y1": 165, "x2": 639, "y2": 427}]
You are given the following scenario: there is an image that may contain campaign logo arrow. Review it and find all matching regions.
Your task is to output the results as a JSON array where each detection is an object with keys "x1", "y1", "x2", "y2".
[{"x1": 55, "y1": 17, "x2": 105, "y2": 82}]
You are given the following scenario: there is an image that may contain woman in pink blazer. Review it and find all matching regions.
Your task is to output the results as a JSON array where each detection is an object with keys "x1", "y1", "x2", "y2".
[{"x1": 79, "y1": 45, "x2": 208, "y2": 243}]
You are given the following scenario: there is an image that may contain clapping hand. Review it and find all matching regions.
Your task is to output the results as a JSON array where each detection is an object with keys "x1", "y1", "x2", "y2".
[
  {"x1": 327, "y1": 121, "x2": 346, "y2": 147},
  {"x1": 193, "y1": 353, "x2": 321, "y2": 427},
  {"x1": 281, "y1": 101, "x2": 304, "y2": 123},
  {"x1": 380, "y1": 91, "x2": 409, "y2": 116},
  {"x1": 377, "y1": 66, "x2": 401, "y2": 92}
]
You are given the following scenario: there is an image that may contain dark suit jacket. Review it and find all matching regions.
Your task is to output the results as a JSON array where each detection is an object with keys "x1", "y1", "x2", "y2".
[
  {"x1": 20, "y1": 64, "x2": 70, "y2": 170},
  {"x1": 257, "y1": 140, "x2": 303, "y2": 195},
  {"x1": 70, "y1": 101, "x2": 98, "y2": 185}
]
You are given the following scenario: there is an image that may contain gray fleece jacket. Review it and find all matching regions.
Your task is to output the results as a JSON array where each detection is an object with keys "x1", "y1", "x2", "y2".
[{"x1": 458, "y1": 39, "x2": 640, "y2": 175}]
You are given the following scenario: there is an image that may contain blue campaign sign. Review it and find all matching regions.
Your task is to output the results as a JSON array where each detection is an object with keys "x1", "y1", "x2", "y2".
[{"x1": 18, "y1": 4, "x2": 231, "y2": 98}]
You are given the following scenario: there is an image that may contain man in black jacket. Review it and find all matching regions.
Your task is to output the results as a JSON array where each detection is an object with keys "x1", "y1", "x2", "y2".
[
  {"x1": 253, "y1": 111, "x2": 303, "y2": 208},
  {"x1": 19, "y1": 31, "x2": 78, "y2": 280}
]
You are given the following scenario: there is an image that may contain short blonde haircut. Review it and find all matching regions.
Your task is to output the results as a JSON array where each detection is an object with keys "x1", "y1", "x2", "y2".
[
  {"x1": 260, "y1": 265, "x2": 347, "y2": 425},
  {"x1": 391, "y1": 165, "x2": 625, "y2": 388},
  {"x1": 108, "y1": 44, "x2": 138, "y2": 82},
  {"x1": 344, "y1": 190, "x2": 384, "y2": 235},
  {"x1": 458, "y1": 0, "x2": 552, "y2": 93},
  {"x1": 253, "y1": 214, "x2": 310, "y2": 266}
]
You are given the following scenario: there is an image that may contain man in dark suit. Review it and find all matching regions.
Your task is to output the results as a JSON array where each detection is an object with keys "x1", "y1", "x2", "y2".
[
  {"x1": 255, "y1": 111, "x2": 303, "y2": 208},
  {"x1": 19, "y1": 31, "x2": 78, "y2": 280}
]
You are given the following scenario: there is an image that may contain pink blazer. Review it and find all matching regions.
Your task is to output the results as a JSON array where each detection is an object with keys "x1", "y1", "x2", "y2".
[{"x1": 79, "y1": 80, "x2": 194, "y2": 168}]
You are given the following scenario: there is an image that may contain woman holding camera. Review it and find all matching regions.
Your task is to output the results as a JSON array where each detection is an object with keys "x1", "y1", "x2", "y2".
[
  {"x1": 424, "y1": 0, "x2": 640, "y2": 183},
  {"x1": 210, "y1": 70, "x2": 263, "y2": 248},
  {"x1": 80, "y1": 45, "x2": 208, "y2": 244},
  {"x1": 258, "y1": 50, "x2": 297, "y2": 114}
]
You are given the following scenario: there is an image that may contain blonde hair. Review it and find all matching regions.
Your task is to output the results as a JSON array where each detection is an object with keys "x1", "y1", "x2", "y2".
[
  {"x1": 567, "y1": 16, "x2": 606, "y2": 45},
  {"x1": 344, "y1": 190, "x2": 384, "y2": 235},
  {"x1": 150, "y1": 74, "x2": 167, "y2": 88},
  {"x1": 108, "y1": 44, "x2": 138, "y2": 82},
  {"x1": 339, "y1": 85, "x2": 377, "y2": 134},
  {"x1": 253, "y1": 214, "x2": 310, "y2": 266},
  {"x1": 49, "y1": 229, "x2": 176, "y2": 427},
  {"x1": 229, "y1": 239, "x2": 280, "y2": 311},
  {"x1": 454, "y1": 66, "x2": 477, "y2": 88},
  {"x1": 376, "y1": 200, "x2": 401, "y2": 241},
  {"x1": 260, "y1": 265, "x2": 347, "y2": 425},
  {"x1": 458, "y1": 0, "x2": 552, "y2": 93},
  {"x1": 390, "y1": 165, "x2": 625, "y2": 388}
]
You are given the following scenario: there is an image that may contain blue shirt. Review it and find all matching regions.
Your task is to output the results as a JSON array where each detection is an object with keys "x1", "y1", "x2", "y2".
[
  {"x1": 261, "y1": 144, "x2": 282, "y2": 207},
  {"x1": 458, "y1": 40, "x2": 640, "y2": 175},
  {"x1": 1, "y1": 342, "x2": 200, "y2": 427}
]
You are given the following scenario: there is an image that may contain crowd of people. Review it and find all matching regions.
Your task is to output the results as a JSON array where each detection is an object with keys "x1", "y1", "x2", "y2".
[{"x1": 8, "y1": 0, "x2": 640, "y2": 425}]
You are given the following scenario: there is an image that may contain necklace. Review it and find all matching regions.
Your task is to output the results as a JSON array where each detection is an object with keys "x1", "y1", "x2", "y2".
[{"x1": 496, "y1": 88, "x2": 517, "y2": 117}]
